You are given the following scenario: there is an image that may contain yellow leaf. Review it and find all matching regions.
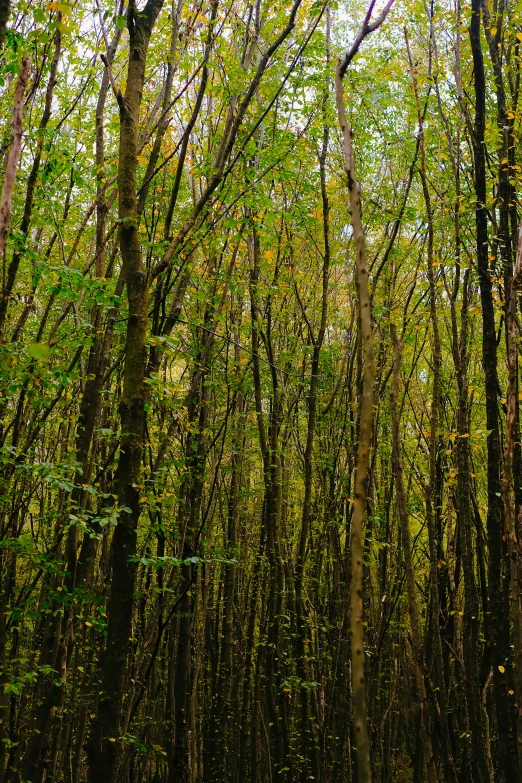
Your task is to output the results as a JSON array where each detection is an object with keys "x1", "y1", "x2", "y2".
[
  {"x1": 109, "y1": 738, "x2": 116, "y2": 743},
  {"x1": 85, "y1": 621, "x2": 92, "y2": 627},
  {"x1": 509, "y1": 690, "x2": 515, "y2": 695},
  {"x1": 139, "y1": 497, "x2": 148, "y2": 503},
  {"x1": 499, "y1": 665, "x2": 505, "y2": 674},
  {"x1": 517, "y1": 31, "x2": 522, "y2": 41}
]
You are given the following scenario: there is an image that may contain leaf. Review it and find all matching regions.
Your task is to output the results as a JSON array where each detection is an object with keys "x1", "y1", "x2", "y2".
[
  {"x1": 498, "y1": 665, "x2": 505, "y2": 674},
  {"x1": 116, "y1": 15, "x2": 126, "y2": 30},
  {"x1": 28, "y1": 343, "x2": 50, "y2": 362}
]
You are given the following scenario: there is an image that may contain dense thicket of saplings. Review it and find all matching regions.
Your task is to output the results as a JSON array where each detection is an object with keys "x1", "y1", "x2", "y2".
[{"x1": 0, "y1": 1, "x2": 520, "y2": 781}]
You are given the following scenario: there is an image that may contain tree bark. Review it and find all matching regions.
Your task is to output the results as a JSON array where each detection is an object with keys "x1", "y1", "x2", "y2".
[
  {"x1": 335, "y1": 69, "x2": 374, "y2": 783},
  {"x1": 469, "y1": 5, "x2": 514, "y2": 780},
  {"x1": 87, "y1": 3, "x2": 165, "y2": 781}
]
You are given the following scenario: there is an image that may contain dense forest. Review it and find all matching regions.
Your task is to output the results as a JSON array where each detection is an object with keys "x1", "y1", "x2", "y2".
[{"x1": 1, "y1": 0, "x2": 522, "y2": 781}]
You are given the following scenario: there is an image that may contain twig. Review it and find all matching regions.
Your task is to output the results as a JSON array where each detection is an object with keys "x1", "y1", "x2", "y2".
[{"x1": 338, "y1": 0, "x2": 395, "y2": 78}]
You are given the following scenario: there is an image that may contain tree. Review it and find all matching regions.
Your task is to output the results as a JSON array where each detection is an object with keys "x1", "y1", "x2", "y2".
[{"x1": 0, "y1": 1, "x2": 521, "y2": 782}]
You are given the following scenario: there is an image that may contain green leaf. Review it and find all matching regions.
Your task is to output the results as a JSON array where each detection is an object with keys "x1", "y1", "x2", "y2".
[{"x1": 28, "y1": 343, "x2": 50, "y2": 362}]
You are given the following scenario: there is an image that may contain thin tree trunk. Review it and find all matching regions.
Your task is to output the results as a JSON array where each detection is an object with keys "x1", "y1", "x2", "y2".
[
  {"x1": 335, "y1": 68, "x2": 374, "y2": 783},
  {"x1": 389, "y1": 325, "x2": 437, "y2": 783},
  {"x1": 469, "y1": 5, "x2": 514, "y2": 780},
  {"x1": 502, "y1": 220, "x2": 522, "y2": 777},
  {"x1": 0, "y1": 55, "x2": 31, "y2": 266},
  {"x1": 0, "y1": 0, "x2": 10, "y2": 50},
  {"x1": 87, "y1": 4, "x2": 165, "y2": 780},
  {"x1": 0, "y1": 20, "x2": 61, "y2": 342},
  {"x1": 405, "y1": 29, "x2": 457, "y2": 781}
]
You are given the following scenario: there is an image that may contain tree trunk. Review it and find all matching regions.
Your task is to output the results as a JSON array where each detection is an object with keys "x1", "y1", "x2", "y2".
[{"x1": 87, "y1": 4, "x2": 164, "y2": 780}]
